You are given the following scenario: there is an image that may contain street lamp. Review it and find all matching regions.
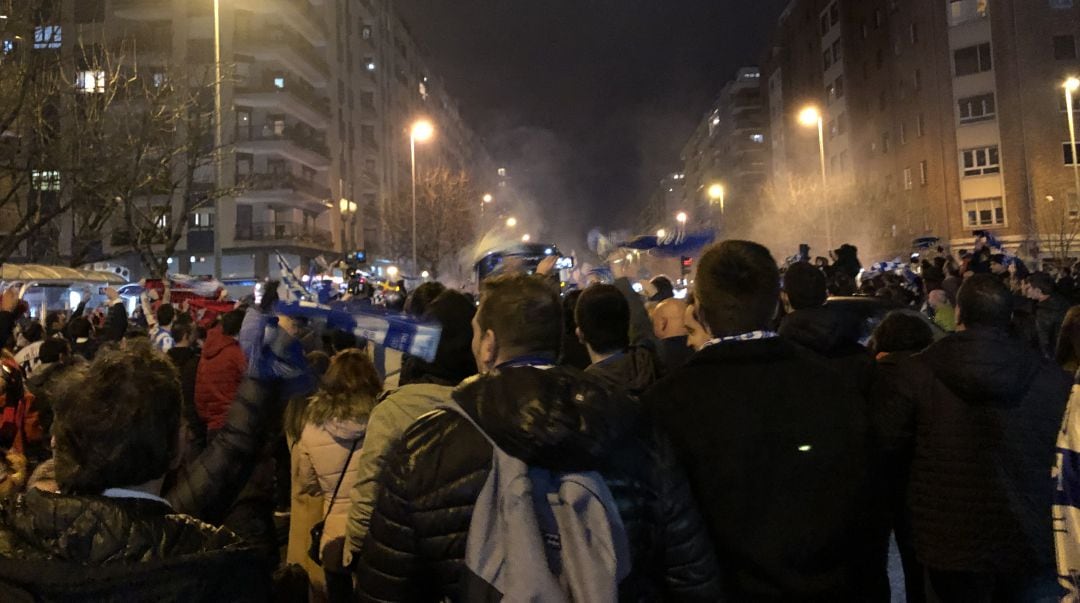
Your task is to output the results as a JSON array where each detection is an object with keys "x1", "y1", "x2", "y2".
[
  {"x1": 386, "y1": 266, "x2": 399, "y2": 279},
  {"x1": 707, "y1": 183, "x2": 725, "y2": 215},
  {"x1": 1065, "y1": 77, "x2": 1080, "y2": 211},
  {"x1": 420, "y1": 270, "x2": 430, "y2": 279},
  {"x1": 656, "y1": 228, "x2": 666, "y2": 239},
  {"x1": 482, "y1": 193, "x2": 493, "y2": 203},
  {"x1": 676, "y1": 211, "x2": 688, "y2": 225},
  {"x1": 211, "y1": 0, "x2": 224, "y2": 279},
  {"x1": 339, "y1": 197, "x2": 357, "y2": 249},
  {"x1": 522, "y1": 234, "x2": 531, "y2": 242},
  {"x1": 410, "y1": 119, "x2": 435, "y2": 275},
  {"x1": 798, "y1": 105, "x2": 831, "y2": 251},
  {"x1": 506, "y1": 217, "x2": 517, "y2": 228}
]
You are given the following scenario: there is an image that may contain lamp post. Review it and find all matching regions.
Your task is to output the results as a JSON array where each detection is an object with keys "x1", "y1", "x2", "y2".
[
  {"x1": 211, "y1": 0, "x2": 224, "y2": 279},
  {"x1": 1065, "y1": 78, "x2": 1080, "y2": 211},
  {"x1": 799, "y1": 106, "x2": 831, "y2": 251},
  {"x1": 707, "y1": 183, "x2": 725, "y2": 215},
  {"x1": 506, "y1": 216, "x2": 517, "y2": 228},
  {"x1": 409, "y1": 119, "x2": 434, "y2": 275},
  {"x1": 339, "y1": 197, "x2": 357, "y2": 250}
]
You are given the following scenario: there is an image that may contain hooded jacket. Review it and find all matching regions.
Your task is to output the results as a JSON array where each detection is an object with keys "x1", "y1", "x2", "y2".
[
  {"x1": 353, "y1": 366, "x2": 721, "y2": 602},
  {"x1": 0, "y1": 489, "x2": 267, "y2": 601},
  {"x1": 780, "y1": 305, "x2": 875, "y2": 394},
  {"x1": 876, "y1": 328, "x2": 1071, "y2": 572},
  {"x1": 1035, "y1": 294, "x2": 1071, "y2": 360},
  {"x1": 195, "y1": 326, "x2": 247, "y2": 431},
  {"x1": 585, "y1": 344, "x2": 663, "y2": 398},
  {"x1": 295, "y1": 398, "x2": 368, "y2": 560}
]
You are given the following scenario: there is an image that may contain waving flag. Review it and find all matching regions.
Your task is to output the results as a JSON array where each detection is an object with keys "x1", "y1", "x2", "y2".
[
  {"x1": 275, "y1": 251, "x2": 311, "y2": 302},
  {"x1": 274, "y1": 300, "x2": 443, "y2": 363}
]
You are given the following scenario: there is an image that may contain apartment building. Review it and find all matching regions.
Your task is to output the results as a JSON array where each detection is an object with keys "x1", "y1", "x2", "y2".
[{"x1": 4, "y1": 0, "x2": 486, "y2": 282}]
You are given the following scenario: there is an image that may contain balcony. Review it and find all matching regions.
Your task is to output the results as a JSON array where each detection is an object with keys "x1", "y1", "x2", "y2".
[
  {"x1": 238, "y1": 172, "x2": 331, "y2": 202},
  {"x1": 235, "y1": 26, "x2": 329, "y2": 87},
  {"x1": 232, "y1": 0, "x2": 327, "y2": 45},
  {"x1": 234, "y1": 79, "x2": 330, "y2": 129},
  {"x1": 186, "y1": 227, "x2": 215, "y2": 253},
  {"x1": 234, "y1": 125, "x2": 330, "y2": 168},
  {"x1": 235, "y1": 221, "x2": 332, "y2": 248},
  {"x1": 949, "y1": 0, "x2": 989, "y2": 27},
  {"x1": 111, "y1": 0, "x2": 172, "y2": 21}
]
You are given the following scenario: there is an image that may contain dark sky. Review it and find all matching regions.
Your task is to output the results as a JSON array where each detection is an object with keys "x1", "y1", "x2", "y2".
[{"x1": 396, "y1": 0, "x2": 787, "y2": 248}]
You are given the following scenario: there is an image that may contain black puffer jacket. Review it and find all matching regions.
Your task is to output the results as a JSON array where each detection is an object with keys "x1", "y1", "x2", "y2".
[
  {"x1": 875, "y1": 327, "x2": 1071, "y2": 572},
  {"x1": 0, "y1": 488, "x2": 267, "y2": 601},
  {"x1": 585, "y1": 344, "x2": 664, "y2": 398},
  {"x1": 354, "y1": 365, "x2": 721, "y2": 602},
  {"x1": 779, "y1": 306, "x2": 875, "y2": 394}
]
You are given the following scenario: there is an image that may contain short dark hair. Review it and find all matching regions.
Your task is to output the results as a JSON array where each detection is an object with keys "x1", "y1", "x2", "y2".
[
  {"x1": 22, "y1": 322, "x2": 44, "y2": 343},
  {"x1": 46, "y1": 311, "x2": 63, "y2": 328},
  {"x1": 575, "y1": 284, "x2": 630, "y2": 355},
  {"x1": 69, "y1": 317, "x2": 93, "y2": 339},
  {"x1": 156, "y1": 304, "x2": 176, "y2": 327},
  {"x1": 869, "y1": 312, "x2": 934, "y2": 355},
  {"x1": 221, "y1": 310, "x2": 245, "y2": 337},
  {"x1": 958, "y1": 273, "x2": 1013, "y2": 329},
  {"x1": 172, "y1": 314, "x2": 194, "y2": 344},
  {"x1": 695, "y1": 240, "x2": 780, "y2": 336},
  {"x1": 39, "y1": 337, "x2": 70, "y2": 364},
  {"x1": 405, "y1": 282, "x2": 447, "y2": 317},
  {"x1": 478, "y1": 273, "x2": 561, "y2": 357},
  {"x1": 52, "y1": 342, "x2": 182, "y2": 494},
  {"x1": 783, "y1": 262, "x2": 827, "y2": 310},
  {"x1": 1026, "y1": 272, "x2": 1055, "y2": 296}
]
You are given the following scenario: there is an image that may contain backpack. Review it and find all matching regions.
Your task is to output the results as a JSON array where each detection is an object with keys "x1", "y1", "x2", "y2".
[{"x1": 440, "y1": 400, "x2": 632, "y2": 602}]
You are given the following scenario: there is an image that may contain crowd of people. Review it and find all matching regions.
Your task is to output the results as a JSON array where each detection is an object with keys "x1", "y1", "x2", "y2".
[{"x1": 0, "y1": 237, "x2": 1076, "y2": 602}]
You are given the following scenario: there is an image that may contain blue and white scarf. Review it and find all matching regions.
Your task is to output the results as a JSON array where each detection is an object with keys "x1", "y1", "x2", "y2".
[{"x1": 701, "y1": 330, "x2": 778, "y2": 349}]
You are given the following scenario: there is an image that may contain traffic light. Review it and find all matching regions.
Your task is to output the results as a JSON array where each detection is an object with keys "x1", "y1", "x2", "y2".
[{"x1": 681, "y1": 256, "x2": 693, "y2": 275}]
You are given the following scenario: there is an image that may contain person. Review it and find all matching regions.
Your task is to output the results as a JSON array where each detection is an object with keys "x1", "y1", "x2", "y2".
[
  {"x1": 779, "y1": 261, "x2": 874, "y2": 394},
  {"x1": 876, "y1": 274, "x2": 1070, "y2": 601},
  {"x1": 648, "y1": 275, "x2": 675, "y2": 302},
  {"x1": 168, "y1": 315, "x2": 204, "y2": 459},
  {"x1": 869, "y1": 311, "x2": 935, "y2": 361},
  {"x1": 44, "y1": 311, "x2": 66, "y2": 340},
  {"x1": 150, "y1": 303, "x2": 176, "y2": 353},
  {"x1": 294, "y1": 349, "x2": 383, "y2": 601},
  {"x1": 343, "y1": 290, "x2": 478, "y2": 561},
  {"x1": 1027, "y1": 271, "x2": 1071, "y2": 360},
  {"x1": 195, "y1": 310, "x2": 248, "y2": 439},
  {"x1": 927, "y1": 289, "x2": 956, "y2": 332},
  {"x1": 576, "y1": 283, "x2": 661, "y2": 397},
  {"x1": 1057, "y1": 305, "x2": 1080, "y2": 374},
  {"x1": 13, "y1": 322, "x2": 44, "y2": 377},
  {"x1": 832, "y1": 243, "x2": 862, "y2": 281},
  {"x1": 0, "y1": 357, "x2": 42, "y2": 458},
  {"x1": 68, "y1": 316, "x2": 98, "y2": 361},
  {"x1": 403, "y1": 281, "x2": 447, "y2": 317},
  {"x1": 651, "y1": 298, "x2": 693, "y2": 370},
  {"x1": 558, "y1": 289, "x2": 591, "y2": 370},
  {"x1": 644, "y1": 240, "x2": 873, "y2": 600},
  {"x1": 101, "y1": 286, "x2": 128, "y2": 342},
  {"x1": 0, "y1": 345, "x2": 269, "y2": 601},
  {"x1": 683, "y1": 293, "x2": 710, "y2": 351},
  {"x1": 352, "y1": 273, "x2": 721, "y2": 600}
]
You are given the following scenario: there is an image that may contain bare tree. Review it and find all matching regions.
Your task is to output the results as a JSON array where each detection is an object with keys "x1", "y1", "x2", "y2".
[
  {"x1": 1036, "y1": 193, "x2": 1080, "y2": 265},
  {"x1": 383, "y1": 167, "x2": 478, "y2": 279}
]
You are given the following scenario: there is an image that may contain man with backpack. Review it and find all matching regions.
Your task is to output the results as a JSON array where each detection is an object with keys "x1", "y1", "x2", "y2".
[{"x1": 352, "y1": 273, "x2": 720, "y2": 601}]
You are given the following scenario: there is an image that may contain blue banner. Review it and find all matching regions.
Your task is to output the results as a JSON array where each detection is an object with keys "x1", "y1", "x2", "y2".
[{"x1": 274, "y1": 300, "x2": 442, "y2": 363}]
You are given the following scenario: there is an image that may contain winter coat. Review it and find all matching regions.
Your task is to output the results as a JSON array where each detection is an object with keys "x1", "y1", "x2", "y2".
[
  {"x1": 102, "y1": 300, "x2": 128, "y2": 342},
  {"x1": 643, "y1": 336, "x2": 873, "y2": 601},
  {"x1": 875, "y1": 327, "x2": 1071, "y2": 573},
  {"x1": 353, "y1": 366, "x2": 722, "y2": 602},
  {"x1": 780, "y1": 305, "x2": 875, "y2": 395},
  {"x1": 656, "y1": 335, "x2": 694, "y2": 372},
  {"x1": 295, "y1": 401, "x2": 368, "y2": 562},
  {"x1": 285, "y1": 431, "x2": 326, "y2": 595},
  {"x1": 195, "y1": 326, "x2": 247, "y2": 431},
  {"x1": 168, "y1": 346, "x2": 205, "y2": 457},
  {"x1": 344, "y1": 383, "x2": 454, "y2": 563},
  {"x1": 1036, "y1": 294, "x2": 1071, "y2": 360},
  {"x1": 585, "y1": 344, "x2": 663, "y2": 398},
  {"x1": 0, "y1": 488, "x2": 268, "y2": 601}
]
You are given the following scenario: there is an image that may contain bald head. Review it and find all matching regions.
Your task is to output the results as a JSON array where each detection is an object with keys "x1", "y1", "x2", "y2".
[{"x1": 652, "y1": 298, "x2": 688, "y2": 339}]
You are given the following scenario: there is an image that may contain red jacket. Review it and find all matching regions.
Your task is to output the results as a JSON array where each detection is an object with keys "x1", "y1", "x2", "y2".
[{"x1": 194, "y1": 326, "x2": 247, "y2": 431}]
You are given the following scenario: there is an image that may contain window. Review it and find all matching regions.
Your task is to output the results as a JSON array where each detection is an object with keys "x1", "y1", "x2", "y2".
[
  {"x1": 962, "y1": 146, "x2": 1001, "y2": 176},
  {"x1": 33, "y1": 25, "x2": 61, "y2": 49},
  {"x1": 900, "y1": 122, "x2": 907, "y2": 144},
  {"x1": 269, "y1": 114, "x2": 286, "y2": 136},
  {"x1": 155, "y1": 213, "x2": 169, "y2": 230},
  {"x1": 837, "y1": 112, "x2": 848, "y2": 135},
  {"x1": 151, "y1": 69, "x2": 166, "y2": 88},
  {"x1": 31, "y1": 170, "x2": 60, "y2": 191},
  {"x1": 362, "y1": 25, "x2": 372, "y2": 40},
  {"x1": 360, "y1": 91, "x2": 375, "y2": 110},
  {"x1": 235, "y1": 153, "x2": 253, "y2": 178},
  {"x1": 834, "y1": 74, "x2": 845, "y2": 98},
  {"x1": 1054, "y1": 35, "x2": 1077, "y2": 60},
  {"x1": 830, "y1": 2, "x2": 839, "y2": 25},
  {"x1": 917, "y1": 113, "x2": 926, "y2": 137},
  {"x1": 920, "y1": 160, "x2": 929, "y2": 185},
  {"x1": 882, "y1": 132, "x2": 891, "y2": 153},
  {"x1": 910, "y1": 23, "x2": 919, "y2": 44},
  {"x1": 829, "y1": 119, "x2": 838, "y2": 139},
  {"x1": 267, "y1": 159, "x2": 286, "y2": 175},
  {"x1": 823, "y1": 48, "x2": 832, "y2": 70},
  {"x1": 76, "y1": 70, "x2": 105, "y2": 94},
  {"x1": 820, "y1": 13, "x2": 830, "y2": 36},
  {"x1": 1063, "y1": 90, "x2": 1080, "y2": 112},
  {"x1": 364, "y1": 57, "x2": 376, "y2": 71},
  {"x1": 1051, "y1": 0, "x2": 1074, "y2": 7},
  {"x1": 273, "y1": 76, "x2": 285, "y2": 89},
  {"x1": 954, "y1": 43, "x2": 992, "y2": 76},
  {"x1": 903, "y1": 168, "x2": 914, "y2": 190},
  {"x1": 875, "y1": 9, "x2": 884, "y2": 28},
  {"x1": 235, "y1": 108, "x2": 251, "y2": 140},
  {"x1": 832, "y1": 39, "x2": 842, "y2": 64},
  {"x1": 750, "y1": 133, "x2": 765, "y2": 143},
  {"x1": 958, "y1": 93, "x2": 996, "y2": 124},
  {"x1": 1064, "y1": 141, "x2": 1080, "y2": 165},
  {"x1": 913, "y1": 68, "x2": 922, "y2": 91},
  {"x1": 963, "y1": 197, "x2": 1005, "y2": 227},
  {"x1": 191, "y1": 211, "x2": 214, "y2": 228},
  {"x1": 2, "y1": 40, "x2": 13, "y2": 54},
  {"x1": 361, "y1": 125, "x2": 376, "y2": 145}
]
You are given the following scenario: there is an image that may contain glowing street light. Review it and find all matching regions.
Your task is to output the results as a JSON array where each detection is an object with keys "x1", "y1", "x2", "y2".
[
  {"x1": 482, "y1": 193, "x2": 493, "y2": 203},
  {"x1": 506, "y1": 217, "x2": 517, "y2": 228},
  {"x1": 708, "y1": 183, "x2": 726, "y2": 215},
  {"x1": 421, "y1": 270, "x2": 431, "y2": 279},
  {"x1": 798, "y1": 105, "x2": 831, "y2": 250},
  {"x1": 386, "y1": 266, "x2": 399, "y2": 278},
  {"x1": 410, "y1": 119, "x2": 435, "y2": 273},
  {"x1": 1064, "y1": 78, "x2": 1080, "y2": 211},
  {"x1": 676, "y1": 211, "x2": 688, "y2": 225},
  {"x1": 656, "y1": 228, "x2": 666, "y2": 239},
  {"x1": 521, "y1": 234, "x2": 531, "y2": 242}
]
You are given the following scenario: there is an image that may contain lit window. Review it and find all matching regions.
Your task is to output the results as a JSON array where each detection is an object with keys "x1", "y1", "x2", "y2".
[
  {"x1": 2, "y1": 39, "x2": 13, "y2": 54},
  {"x1": 364, "y1": 58, "x2": 376, "y2": 71},
  {"x1": 31, "y1": 170, "x2": 60, "y2": 191},
  {"x1": 963, "y1": 197, "x2": 1005, "y2": 227},
  {"x1": 958, "y1": 93, "x2": 996, "y2": 124},
  {"x1": 362, "y1": 25, "x2": 372, "y2": 40},
  {"x1": 962, "y1": 146, "x2": 1001, "y2": 177},
  {"x1": 151, "y1": 70, "x2": 166, "y2": 88},
  {"x1": 76, "y1": 70, "x2": 105, "y2": 94},
  {"x1": 418, "y1": 81, "x2": 428, "y2": 100},
  {"x1": 273, "y1": 76, "x2": 285, "y2": 89},
  {"x1": 33, "y1": 25, "x2": 61, "y2": 49},
  {"x1": 903, "y1": 168, "x2": 913, "y2": 190},
  {"x1": 750, "y1": 134, "x2": 765, "y2": 143},
  {"x1": 919, "y1": 160, "x2": 929, "y2": 185},
  {"x1": 156, "y1": 213, "x2": 169, "y2": 229}
]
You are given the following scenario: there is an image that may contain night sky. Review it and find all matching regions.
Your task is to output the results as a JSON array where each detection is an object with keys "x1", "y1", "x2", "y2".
[{"x1": 395, "y1": 0, "x2": 787, "y2": 249}]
